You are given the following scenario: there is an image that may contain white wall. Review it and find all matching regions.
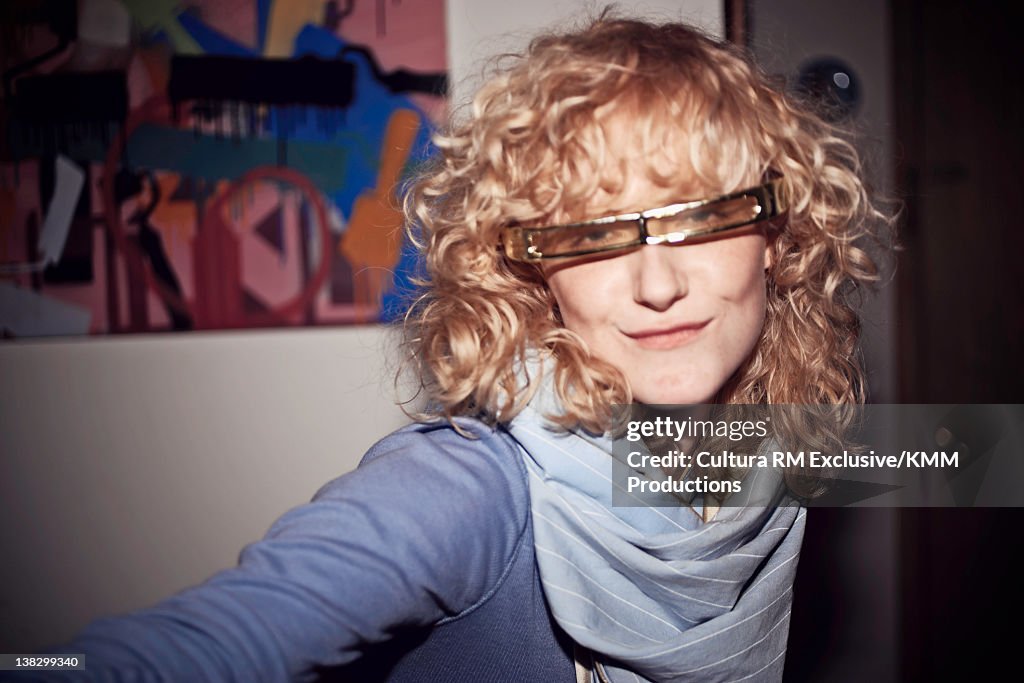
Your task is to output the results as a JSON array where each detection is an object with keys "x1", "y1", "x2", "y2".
[
  {"x1": 0, "y1": 0, "x2": 721, "y2": 652},
  {"x1": 0, "y1": 326, "x2": 411, "y2": 650},
  {"x1": 446, "y1": 0, "x2": 723, "y2": 107}
]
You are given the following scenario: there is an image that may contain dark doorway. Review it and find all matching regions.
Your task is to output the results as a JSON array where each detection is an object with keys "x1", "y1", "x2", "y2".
[{"x1": 892, "y1": 0, "x2": 1024, "y2": 679}]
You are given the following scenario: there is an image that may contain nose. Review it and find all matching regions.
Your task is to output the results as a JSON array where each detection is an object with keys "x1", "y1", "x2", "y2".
[{"x1": 631, "y1": 245, "x2": 688, "y2": 311}]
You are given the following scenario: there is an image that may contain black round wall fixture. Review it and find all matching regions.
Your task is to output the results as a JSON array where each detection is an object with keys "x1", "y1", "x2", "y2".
[{"x1": 795, "y1": 57, "x2": 861, "y2": 122}]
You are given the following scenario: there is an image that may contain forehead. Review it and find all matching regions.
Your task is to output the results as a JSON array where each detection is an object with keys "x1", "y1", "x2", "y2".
[{"x1": 583, "y1": 109, "x2": 748, "y2": 215}]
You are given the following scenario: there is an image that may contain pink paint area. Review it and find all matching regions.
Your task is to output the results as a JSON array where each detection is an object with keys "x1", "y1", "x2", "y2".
[
  {"x1": 190, "y1": 0, "x2": 259, "y2": 51},
  {"x1": 237, "y1": 186, "x2": 307, "y2": 310},
  {"x1": 332, "y1": 0, "x2": 447, "y2": 73}
]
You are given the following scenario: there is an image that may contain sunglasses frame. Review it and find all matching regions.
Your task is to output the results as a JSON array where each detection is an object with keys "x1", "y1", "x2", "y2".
[{"x1": 500, "y1": 178, "x2": 787, "y2": 262}]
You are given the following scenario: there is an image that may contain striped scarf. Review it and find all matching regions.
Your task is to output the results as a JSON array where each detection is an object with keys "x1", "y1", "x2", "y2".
[{"x1": 506, "y1": 392, "x2": 805, "y2": 682}]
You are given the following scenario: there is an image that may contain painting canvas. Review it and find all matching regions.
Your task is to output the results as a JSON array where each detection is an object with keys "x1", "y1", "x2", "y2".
[{"x1": 0, "y1": 0, "x2": 447, "y2": 336}]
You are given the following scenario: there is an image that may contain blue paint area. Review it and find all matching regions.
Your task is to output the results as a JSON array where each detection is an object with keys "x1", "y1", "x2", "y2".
[
  {"x1": 379, "y1": 228, "x2": 426, "y2": 322},
  {"x1": 285, "y1": 25, "x2": 438, "y2": 321},
  {"x1": 178, "y1": 12, "x2": 258, "y2": 57},
  {"x1": 257, "y1": 0, "x2": 273, "y2": 53},
  {"x1": 288, "y1": 25, "x2": 439, "y2": 210},
  {"x1": 144, "y1": 28, "x2": 174, "y2": 51},
  {"x1": 292, "y1": 21, "x2": 344, "y2": 57}
]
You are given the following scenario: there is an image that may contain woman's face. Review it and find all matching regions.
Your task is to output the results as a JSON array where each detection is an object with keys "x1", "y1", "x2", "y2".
[{"x1": 543, "y1": 143, "x2": 770, "y2": 405}]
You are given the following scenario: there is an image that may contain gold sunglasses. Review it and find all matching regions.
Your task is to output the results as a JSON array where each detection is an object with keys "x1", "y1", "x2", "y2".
[{"x1": 500, "y1": 179, "x2": 787, "y2": 262}]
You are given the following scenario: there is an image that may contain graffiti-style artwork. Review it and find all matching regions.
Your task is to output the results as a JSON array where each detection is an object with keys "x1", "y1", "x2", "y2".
[{"x1": 0, "y1": 0, "x2": 446, "y2": 337}]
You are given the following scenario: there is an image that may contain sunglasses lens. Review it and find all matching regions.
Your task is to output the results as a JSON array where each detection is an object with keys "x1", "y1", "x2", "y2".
[
  {"x1": 531, "y1": 221, "x2": 640, "y2": 257},
  {"x1": 648, "y1": 195, "x2": 762, "y2": 238}
]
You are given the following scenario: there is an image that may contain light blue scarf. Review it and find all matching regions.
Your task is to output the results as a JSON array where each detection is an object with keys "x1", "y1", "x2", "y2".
[{"x1": 506, "y1": 384, "x2": 806, "y2": 682}]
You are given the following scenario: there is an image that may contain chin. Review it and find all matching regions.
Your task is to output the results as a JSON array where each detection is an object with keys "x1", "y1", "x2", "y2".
[
  {"x1": 632, "y1": 376, "x2": 720, "y2": 406},
  {"x1": 636, "y1": 393, "x2": 716, "y2": 406}
]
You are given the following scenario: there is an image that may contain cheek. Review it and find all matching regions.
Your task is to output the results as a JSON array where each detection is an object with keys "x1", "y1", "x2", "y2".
[
  {"x1": 710, "y1": 237, "x2": 769, "y2": 302},
  {"x1": 718, "y1": 243, "x2": 769, "y2": 355},
  {"x1": 545, "y1": 262, "x2": 619, "y2": 331},
  {"x1": 737, "y1": 282, "x2": 768, "y2": 356},
  {"x1": 726, "y1": 254, "x2": 767, "y2": 310},
  {"x1": 687, "y1": 237, "x2": 768, "y2": 365}
]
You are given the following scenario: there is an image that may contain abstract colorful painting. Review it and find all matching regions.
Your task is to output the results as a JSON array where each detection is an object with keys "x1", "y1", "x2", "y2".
[{"x1": 0, "y1": 0, "x2": 447, "y2": 336}]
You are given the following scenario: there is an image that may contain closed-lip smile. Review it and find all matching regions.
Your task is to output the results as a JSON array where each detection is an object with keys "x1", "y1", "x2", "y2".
[{"x1": 623, "y1": 319, "x2": 711, "y2": 350}]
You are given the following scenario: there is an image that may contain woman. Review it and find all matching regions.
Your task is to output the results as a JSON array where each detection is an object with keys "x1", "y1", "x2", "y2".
[{"x1": 15, "y1": 14, "x2": 883, "y2": 683}]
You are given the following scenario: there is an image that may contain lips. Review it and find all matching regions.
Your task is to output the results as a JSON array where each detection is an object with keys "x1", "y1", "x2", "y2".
[{"x1": 622, "y1": 319, "x2": 711, "y2": 350}]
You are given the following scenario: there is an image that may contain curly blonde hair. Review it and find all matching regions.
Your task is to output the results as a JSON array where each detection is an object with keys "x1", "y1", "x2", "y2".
[{"x1": 401, "y1": 13, "x2": 887, "y2": 437}]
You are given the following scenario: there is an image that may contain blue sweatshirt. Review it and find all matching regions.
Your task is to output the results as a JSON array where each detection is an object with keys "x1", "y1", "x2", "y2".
[{"x1": 7, "y1": 421, "x2": 575, "y2": 682}]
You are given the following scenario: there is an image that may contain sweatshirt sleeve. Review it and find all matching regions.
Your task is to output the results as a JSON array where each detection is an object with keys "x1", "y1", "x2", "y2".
[{"x1": 8, "y1": 422, "x2": 529, "y2": 683}]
